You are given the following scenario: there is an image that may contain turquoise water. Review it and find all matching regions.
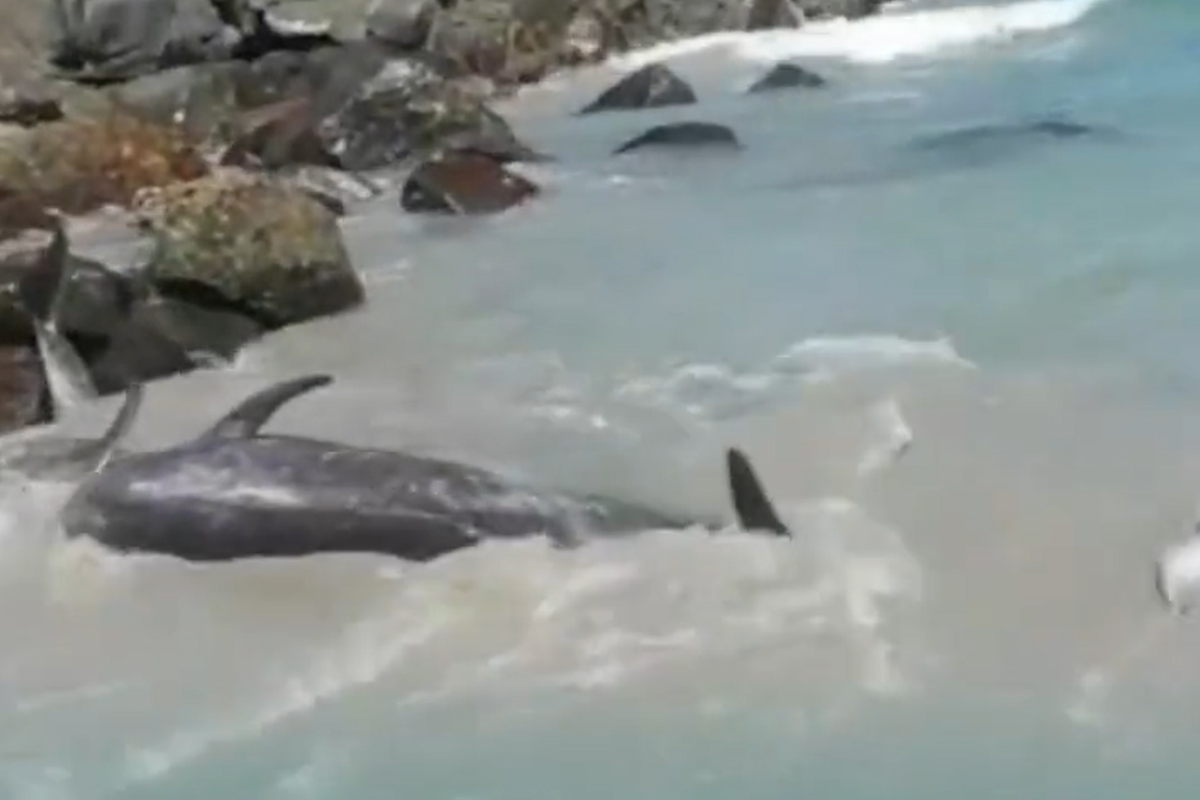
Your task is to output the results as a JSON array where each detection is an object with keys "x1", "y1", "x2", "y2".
[{"x1": 8, "y1": 0, "x2": 1200, "y2": 796}]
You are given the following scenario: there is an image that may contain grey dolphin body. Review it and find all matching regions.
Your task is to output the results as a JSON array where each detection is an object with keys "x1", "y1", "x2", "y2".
[{"x1": 60, "y1": 375, "x2": 791, "y2": 563}]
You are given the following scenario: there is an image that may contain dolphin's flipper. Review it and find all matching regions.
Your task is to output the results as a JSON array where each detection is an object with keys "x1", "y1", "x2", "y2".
[
  {"x1": 197, "y1": 374, "x2": 334, "y2": 441},
  {"x1": 726, "y1": 448, "x2": 790, "y2": 537}
]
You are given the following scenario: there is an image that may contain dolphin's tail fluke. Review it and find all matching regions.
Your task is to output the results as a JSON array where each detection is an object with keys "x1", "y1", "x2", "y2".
[{"x1": 725, "y1": 448, "x2": 790, "y2": 537}]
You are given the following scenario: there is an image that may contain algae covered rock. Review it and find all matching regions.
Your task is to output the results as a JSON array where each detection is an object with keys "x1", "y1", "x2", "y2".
[
  {"x1": 132, "y1": 168, "x2": 365, "y2": 330},
  {"x1": 0, "y1": 107, "x2": 209, "y2": 217}
]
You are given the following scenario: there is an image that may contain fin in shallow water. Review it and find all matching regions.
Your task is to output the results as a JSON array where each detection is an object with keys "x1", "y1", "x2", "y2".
[
  {"x1": 725, "y1": 447, "x2": 790, "y2": 537},
  {"x1": 197, "y1": 374, "x2": 334, "y2": 442},
  {"x1": 13, "y1": 217, "x2": 99, "y2": 413}
]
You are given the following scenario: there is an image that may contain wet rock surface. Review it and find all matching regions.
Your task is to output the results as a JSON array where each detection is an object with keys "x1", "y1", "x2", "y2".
[{"x1": 400, "y1": 150, "x2": 539, "y2": 213}]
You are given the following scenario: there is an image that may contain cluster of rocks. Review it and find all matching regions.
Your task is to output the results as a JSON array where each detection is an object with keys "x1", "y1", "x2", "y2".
[{"x1": 0, "y1": 0, "x2": 879, "y2": 436}]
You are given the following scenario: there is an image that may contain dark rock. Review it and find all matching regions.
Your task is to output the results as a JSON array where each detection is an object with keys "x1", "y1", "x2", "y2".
[
  {"x1": 0, "y1": 237, "x2": 48, "y2": 434},
  {"x1": 400, "y1": 151, "x2": 538, "y2": 214},
  {"x1": 0, "y1": 220, "x2": 268, "y2": 399},
  {"x1": 82, "y1": 289, "x2": 263, "y2": 395},
  {"x1": 612, "y1": 122, "x2": 741, "y2": 155},
  {"x1": 585, "y1": 0, "x2": 747, "y2": 53},
  {"x1": 316, "y1": 58, "x2": 543, "y2": 171},
  {"x1": 745, "y1": 0, "x2": 801, "y2": 30},
  {"x1": 0, "y1": 344, "x2": 49, "y2": 435},
  {"x1": 578, "y1": 62, "x2": 696, "y2": 115},
  {"x1": 45, "y1": 0, "x2": 245, "y2": 83},
  {"x1": 231, "y1": 5, "x2": 341, "y2": 61},
  {"x1": 0, "y1": 188, "x2": 60, "y2": 242},
  {"x1": 221, "y1": 97, "x2": 340, "y2": 170},
  {"x1": 796, "y1": 0, "x2": 884, "y2": 21},
  {"x1": 0, "y1": 89, "x2": 65, "y2": 128},
  {"x1": 747, "y1": 62, "x2": 826, "y2": 93}
]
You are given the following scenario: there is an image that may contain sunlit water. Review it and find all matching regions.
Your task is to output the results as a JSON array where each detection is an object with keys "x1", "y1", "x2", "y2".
[{"x1": 6, "y1": 0, "x2": 1200, "y2": 796}]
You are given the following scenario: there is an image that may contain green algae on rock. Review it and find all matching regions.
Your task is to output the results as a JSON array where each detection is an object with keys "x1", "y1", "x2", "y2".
[{"x1": 131, "y1": 168, "x2": 365, "y2": 330}]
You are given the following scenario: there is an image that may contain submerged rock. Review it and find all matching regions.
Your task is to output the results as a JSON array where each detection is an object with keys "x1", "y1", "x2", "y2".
[
  {"x1": 578, "y1": 62, "x2": 696, "y2": 115},
  {"x1": 132, "y1": 168, "x2": 365, "y2": 330},
  {"x1": 747, "y1": 62, "x2": 826, "y2": 93},
  {"x1": 612, "y1": 122, "x2": 741, "y2": 155},
  {"x1": 400, "y1": 151, "x2": 539, "y2": 214}
]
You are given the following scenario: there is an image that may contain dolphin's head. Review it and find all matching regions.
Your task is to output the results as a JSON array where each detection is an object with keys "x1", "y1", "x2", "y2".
[{"x1": 59, "y1": 448, "x2": 176, "y2": 544}]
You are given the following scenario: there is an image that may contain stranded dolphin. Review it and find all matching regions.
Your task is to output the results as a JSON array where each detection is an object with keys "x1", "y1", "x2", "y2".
[{"x1": 59, "y1": 374, "x2": 792, "y2": 562}]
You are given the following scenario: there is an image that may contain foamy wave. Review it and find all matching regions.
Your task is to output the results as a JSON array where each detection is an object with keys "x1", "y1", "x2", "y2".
[
  {"x1": 610, "y1": 334, "x2": 971, "y2": 429},
  {"x1": 616, "y1": 0, "x2": 1108, "y2": 67},
  {"x1": 773, "y1": 334, "x2": 975, "y2": 375}
]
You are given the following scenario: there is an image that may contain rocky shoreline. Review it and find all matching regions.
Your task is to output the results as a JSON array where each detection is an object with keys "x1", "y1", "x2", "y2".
[{"x1": 0, "y1": 0, "x2": 884, "y2": 436}]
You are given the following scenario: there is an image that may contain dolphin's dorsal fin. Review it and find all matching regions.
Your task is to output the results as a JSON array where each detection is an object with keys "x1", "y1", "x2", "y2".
[
  {"x1": 74, "y1": 383, "x2": 145, "y2": 473},
  {"x1": 726, "y1": 448, "x2": 790, "y2": 537},
  {"x1": 197, "y1": 374, "x2": 334, "y2": 442}
]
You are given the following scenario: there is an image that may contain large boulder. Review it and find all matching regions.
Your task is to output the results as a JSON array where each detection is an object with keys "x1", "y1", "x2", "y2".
[
  {"x1": 110, "y1": 41, "x2": 391, "y2": 139},
  {"x1": 578, "y1": 62, "x2": 696, "y2": 115},
  {"x1": 0, "y1": 107, "x2": 209, "y2": 217},
  {"x1": 131, "y1": 168, "x2": 365, "y2": 330},
  {"x1": 317, "y1": 58, "x2": 545, "y2": 170},
  {"x1": 400, "y1": 151, "x2": 539, "y2": 213},
  {"x1": 0, "y1": 235, "x2": 51, "y2": 434},
  {"x1": 796, "y1": 0, "x2": 884, "y2": 21},
  {"x1": 45, "y1": 0, "x2": 246, "y2": 82},
  {"x1": 0, "y1": 223, "x2": 264, "y2": 399}
]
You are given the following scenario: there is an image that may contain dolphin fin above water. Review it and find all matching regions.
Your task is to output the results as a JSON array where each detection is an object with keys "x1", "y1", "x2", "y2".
[
  {"x1": 725, "y1": 448, "x2": 790, "y2": 536},
  {"x1": 196, "y1": 374, "x2": 334, "y2": 442},
  {"x1": 12, "y1": 217, "x2": 100, "y2": 414}
]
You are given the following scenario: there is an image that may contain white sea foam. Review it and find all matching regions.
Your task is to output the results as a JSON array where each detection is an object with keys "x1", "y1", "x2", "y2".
[{"x1": 614, "y1": 0, "x2": 1110, "y2": 67}]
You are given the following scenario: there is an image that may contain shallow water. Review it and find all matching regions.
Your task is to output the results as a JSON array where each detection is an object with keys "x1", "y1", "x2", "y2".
[{"x1": 7, "y1": 0, "x2": 1200, "y2": 796}]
